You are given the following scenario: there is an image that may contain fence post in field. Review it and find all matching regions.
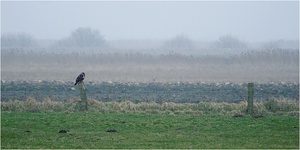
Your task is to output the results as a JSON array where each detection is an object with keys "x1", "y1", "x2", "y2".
[
  {"x1": 247, "y1": 83, "x2": 254, "y2": 115},
  {"x1": 78, "y1": 81, "x2": 88, "y2": 111}
]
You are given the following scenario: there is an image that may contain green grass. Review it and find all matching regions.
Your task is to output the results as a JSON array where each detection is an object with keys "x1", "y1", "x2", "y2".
[{"x1": 1, "y1": 112, "x2": 299, "y2": 149}]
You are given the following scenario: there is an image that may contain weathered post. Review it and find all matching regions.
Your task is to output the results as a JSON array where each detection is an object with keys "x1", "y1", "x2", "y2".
[
  {"x1": 247, "y1": 83, "x2": 254, "y2": 115},
  {"x1": 77, "y1": 81, "x2": 88, "y2": 111}
]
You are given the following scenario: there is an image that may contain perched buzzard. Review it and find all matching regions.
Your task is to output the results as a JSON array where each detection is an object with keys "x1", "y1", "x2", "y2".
[{"x1": 74, "y1": 72, "x2": 85, "y2": 85}]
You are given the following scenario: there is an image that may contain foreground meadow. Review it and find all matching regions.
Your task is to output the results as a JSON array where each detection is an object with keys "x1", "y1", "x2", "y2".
[
  {"x1": 1, "y1": 112, "x2": 298, "y2": 149},
  {"x1": 1, "y1": 81, "x2": 299, "y2": 148}
]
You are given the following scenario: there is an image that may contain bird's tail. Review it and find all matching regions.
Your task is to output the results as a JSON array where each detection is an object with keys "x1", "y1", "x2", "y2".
[{"x1": 74, "y1": 82, "x2": 77, "y2": 86}]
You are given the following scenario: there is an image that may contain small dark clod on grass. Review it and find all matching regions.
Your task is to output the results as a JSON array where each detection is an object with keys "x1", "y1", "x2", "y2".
[
  {"x1": 106, "y1": 129, "x2": 117, "y2": 133},
  {"x1": 59, "y1": 130, "x2": 69, "y2": 133}
]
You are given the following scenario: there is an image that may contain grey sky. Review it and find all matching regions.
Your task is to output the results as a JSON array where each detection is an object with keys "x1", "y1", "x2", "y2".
[{"x1": 1, "y1": 1, "x2": 299, "y2": 42}]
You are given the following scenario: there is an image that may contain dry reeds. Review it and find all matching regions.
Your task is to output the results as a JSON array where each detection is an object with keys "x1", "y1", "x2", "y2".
[{"x1": 1, "y1": 97, "x2": 298, "y2": 116}]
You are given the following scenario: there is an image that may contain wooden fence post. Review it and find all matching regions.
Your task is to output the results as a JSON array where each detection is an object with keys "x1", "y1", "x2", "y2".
[
  {"x1": 78, "y1": 81, "x2": 88, "y2": 111},
  {"x1": 247, "y1": 83, "x2": 254, "y2": 115}
]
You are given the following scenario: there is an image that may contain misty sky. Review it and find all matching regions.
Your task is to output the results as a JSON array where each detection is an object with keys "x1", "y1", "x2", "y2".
[{"x1": 1, "y1": 1, "x2": 299, "y2": 42}]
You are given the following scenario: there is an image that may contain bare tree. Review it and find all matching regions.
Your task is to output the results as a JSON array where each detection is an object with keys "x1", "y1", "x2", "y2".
[
  {"x1": 213, "y1": 34, "x2": 247, "y2": 49},
  {"x1": 163, "y1": 34, "x2": 195, "y2": 49},
  {"x1": 57, "y1": 27, "x2": 106, "y2": 48}
]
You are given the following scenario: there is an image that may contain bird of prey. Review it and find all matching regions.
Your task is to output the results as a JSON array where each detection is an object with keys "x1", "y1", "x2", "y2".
[{"x1": 74, "y1": 72, "x2": 85, "y2": 85}]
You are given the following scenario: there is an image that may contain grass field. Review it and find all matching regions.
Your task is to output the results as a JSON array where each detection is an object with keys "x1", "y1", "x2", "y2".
[{"x1": 1, "y1": 112, "x2": 299, "y2": 149}]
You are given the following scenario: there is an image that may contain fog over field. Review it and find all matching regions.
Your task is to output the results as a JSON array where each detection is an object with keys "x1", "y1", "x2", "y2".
[
  {"x1": 1, "y1": 47, "x2": 298, "y2": 83},
  {"x1": 1, "y1": 1, "x2": 299, "y2": 83}
]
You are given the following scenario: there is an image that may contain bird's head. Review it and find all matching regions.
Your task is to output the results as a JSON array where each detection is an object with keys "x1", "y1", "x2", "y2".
[{"x1": 81, "y1": 72, "x2": 85, "y2": 76}]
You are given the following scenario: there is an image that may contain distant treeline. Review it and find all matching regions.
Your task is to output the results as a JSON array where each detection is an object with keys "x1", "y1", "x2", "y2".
[{"x1": 1, "y1": 28, "x2": 299, "y2": 51}]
